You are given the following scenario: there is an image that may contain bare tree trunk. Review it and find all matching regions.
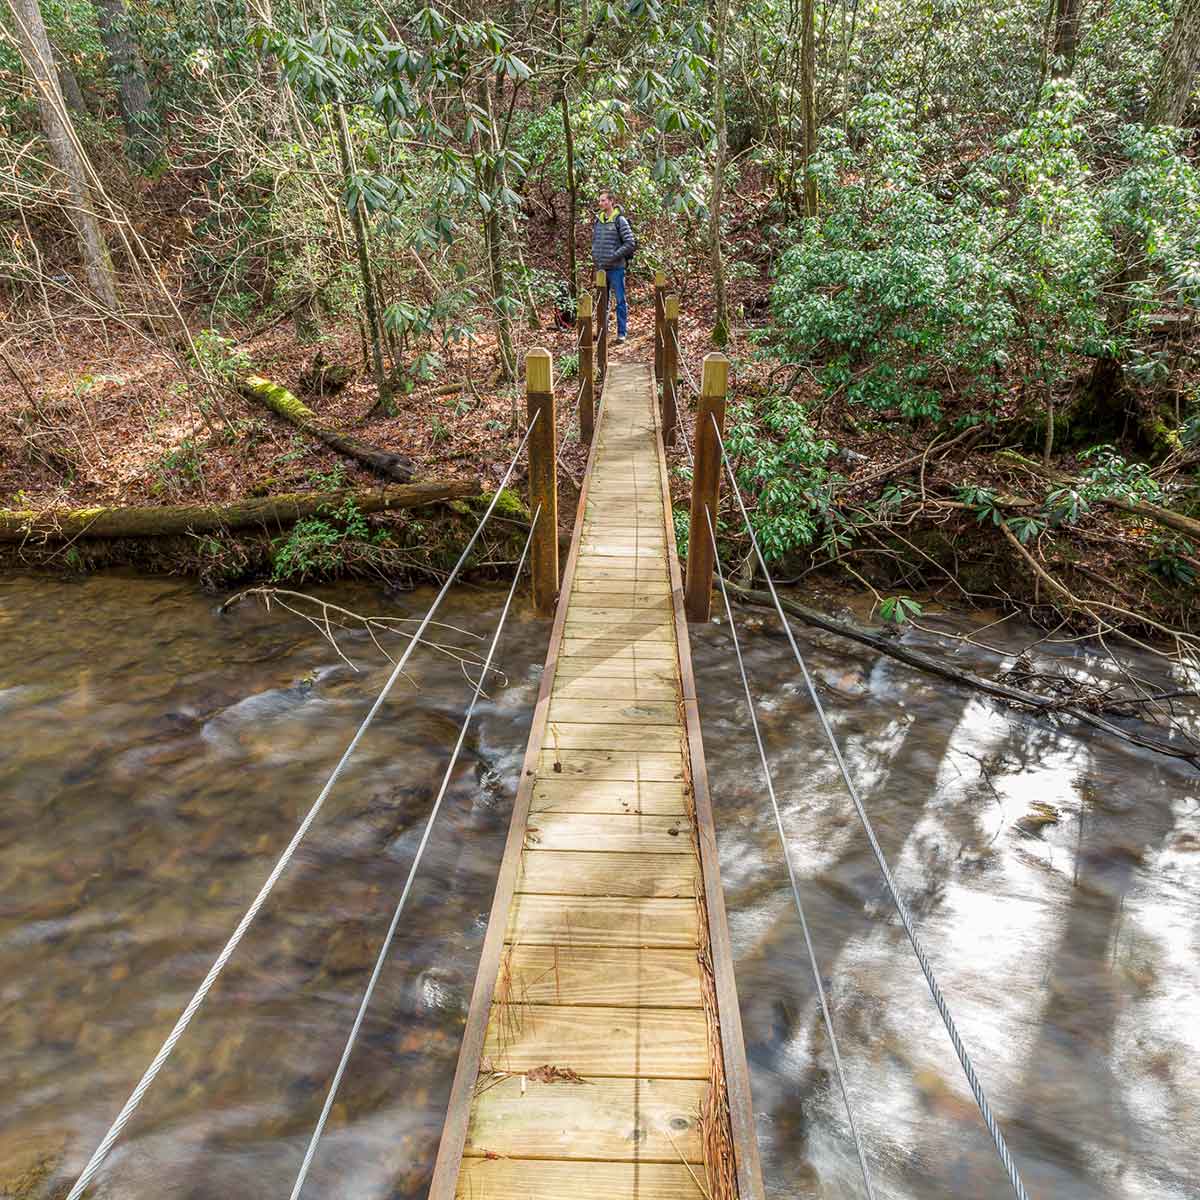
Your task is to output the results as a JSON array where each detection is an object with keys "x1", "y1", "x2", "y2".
[
  {"x1": 331, "y1": 104, "x2": 391, "y2": 412},
  {"x1": 800, "y1": 0, "x2": 818, "y2": 216},
  {"x1": 710, "y1": 0, "x2": 730, "y2": 346},
  {"x1": 555, "y1": 0, "x2": 578, "y2": 293},
  {"x1": 1050, "y1": 0, "x2": 1082, "y2": 75},
  {"x1": 7, "y1": 0, "x2": 118, "y2": 310},
  {"x1": 475, "y1": 79, "x2": 516, "y2": 382},
  {"x1": 93, "y1": 0, "x2": 160, "y2": 164},
  {"x1": 53, "y1": 48, "x2": 87, "y2": 114},
  {"x1": 1147, "y1": 0, "x2": 1200, "y2": 125}
]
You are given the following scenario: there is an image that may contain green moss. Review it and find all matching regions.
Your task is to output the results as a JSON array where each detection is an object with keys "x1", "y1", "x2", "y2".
[
  {"x1": 475, "y1": 487, "x2": 530, "y2": 522},
  {"x1": 242, "y1": 375, "x2": 316, "y2": 425}
]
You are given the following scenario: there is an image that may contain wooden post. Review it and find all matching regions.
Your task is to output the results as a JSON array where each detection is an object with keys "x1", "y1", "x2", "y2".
[
  {"x1": 578, "y1": 291, "x2": 594, "y2": 445},
  {"x1": 594, "y1": 268, "x2": 608, "y2": 386},
  {"x1": 526, "y1": 348, "x2": 558, "y2": 617},
  {"x1": 684, "y1": 353, "x2": 729, "y2": 622},
  {"x1": 662, "y1": 294, "x2": 679, "y2": 448},
  {"x1": 653, "y1": 269, "x2": 667, "y2": 383}
]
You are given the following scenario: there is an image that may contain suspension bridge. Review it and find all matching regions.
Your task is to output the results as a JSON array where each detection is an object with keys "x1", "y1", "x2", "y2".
[{"x1": 60, "y1": 272, "x2": 1031, "y2": 1200}]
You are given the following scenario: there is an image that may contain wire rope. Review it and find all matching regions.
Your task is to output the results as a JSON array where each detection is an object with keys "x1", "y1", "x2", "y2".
[
  {"x1": 64, "y1": 417, "x2": 541, "y2": 1200},
  {"x1": 289, "y1": 508, "x2": 541, "y2": 1199},
  {"x1": 704, "y1": 506, "x2": 877, "y2": 1199},
  {"x1": 709, "y1": 414, "x2": 1032, "y2": 1200}
]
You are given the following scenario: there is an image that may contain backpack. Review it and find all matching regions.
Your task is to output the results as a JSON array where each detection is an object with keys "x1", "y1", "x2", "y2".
[{"x1": 616, "y1": 212, "x2": 639, "y2": 264}]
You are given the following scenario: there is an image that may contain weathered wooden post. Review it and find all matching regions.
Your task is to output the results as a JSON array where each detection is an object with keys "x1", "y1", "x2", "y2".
[
  {"x1": 662, "y1": 294, "x2": 679, "y2": 448},
  {"x1": 594, "y1": 268, "x2": 609, "y2": 386},
  {"x1": 684, "y1": 353, "x2": 729, "y2": 622},
  {"x1": 526, "y1": 348, "x2": 558, "y2": 617},
  {"x1": 578, "y1": 290, "x2": 594, "y2": 445},
  {"x1": 653, "y1": 269, "x2": 667, "y2": 383}
]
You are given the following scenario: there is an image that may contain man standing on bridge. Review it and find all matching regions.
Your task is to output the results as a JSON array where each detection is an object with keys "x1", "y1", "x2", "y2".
[{"x1": 592, "y1": 188, "x2": 636, "y2": 345}]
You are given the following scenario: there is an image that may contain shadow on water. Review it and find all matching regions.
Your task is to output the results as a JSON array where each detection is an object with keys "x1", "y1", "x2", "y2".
[{"x1": 692, "y1": 603, "x2": 1200, "y2": 1200}]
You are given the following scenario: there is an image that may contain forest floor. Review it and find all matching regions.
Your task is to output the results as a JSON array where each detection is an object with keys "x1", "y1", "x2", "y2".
[{"x1": 1, "y1": 190, "x2": 1197, "y2": 652}]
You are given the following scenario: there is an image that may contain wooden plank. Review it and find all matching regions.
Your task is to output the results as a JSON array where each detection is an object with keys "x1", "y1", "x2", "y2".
[
  {"x1": 464, "y1": 1075, "x2": 705, "y2": 1162},
  {"x1": 519, "y1": 848, "x2": 696, "y2": 895},
  {"x1": 526, "y1": 814, "x2": 693, "y2": 855},
  {"x1": 499, "y1": 945, "x2": 701, "y2": 1006},
  {"x1": 455, "y1": 1159, "x2": 706, "y2": 1200},
  {"x1": 536, "y1": 749, "x2": 683, "y2": 781},
  {"x1": 506, "y1": 895, "x2": 698, "y2": 948},
  {"x1": 547, "y1": 699, "x2": 677, "y2": 726},
  {"x1": 483, "y1": 1004, "x2": 709, "y2": 1077},
  {"x1": 531, "y1": 778, "x2": 688, "y2": 815},
  {"x1": 560, "y1": 638, "x2": 677, "y2": 659},
  {"x1": 573, "y1": 555, "x2": 671, "y2": 574},
  {"x1": 554, "y1": 656, "x2": 677, "y2": 682},
  {"x1": 565, "y1": 606, "x2": 674, "y2": 625},
  {"x1": 567, "y1": 583, "x2": 672, "y2": 600},
  {"x1": 553, "y1": 676, "x2": 679, "y2": 702},
  {"x1": 543, "y1": 723, "x2": 682, "y2": 753}
]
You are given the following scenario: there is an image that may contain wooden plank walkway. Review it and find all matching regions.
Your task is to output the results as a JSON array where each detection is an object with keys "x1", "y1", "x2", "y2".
[{"x1": 429, "y1": 363, "x2": 762, "y2": 1200}]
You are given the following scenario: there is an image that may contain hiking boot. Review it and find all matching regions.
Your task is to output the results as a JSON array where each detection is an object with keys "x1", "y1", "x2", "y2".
[{"x1": 615, "y1": 335, "x2": 626, "y2": 345}]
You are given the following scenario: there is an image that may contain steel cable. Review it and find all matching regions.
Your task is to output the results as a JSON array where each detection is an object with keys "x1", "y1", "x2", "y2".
[
  {"x1": 289, "y1": 507, "x2": 541, "y2": 1199},
  {"x1": 709, "y1": 414, "x2": 1032, "y2": 1200},
  {"x1": 64, "y1": 416, "x2": 541, "y2": 1200},
  {"x1": 704, "y1": 506, "x2": 877, "y2": 1199}
]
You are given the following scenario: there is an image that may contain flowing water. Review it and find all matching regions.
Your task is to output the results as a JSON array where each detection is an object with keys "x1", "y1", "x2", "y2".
[{"x1": 1, "y1": 574, "x2": 1198, "y2": 1200}]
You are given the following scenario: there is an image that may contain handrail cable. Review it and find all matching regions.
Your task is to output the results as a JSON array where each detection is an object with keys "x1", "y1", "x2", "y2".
[
  {"x1": 703, "y1": 505, "x2": 877, "y2": 1199},
  {"x1": 289, "y1": 507, "x2": 542, "y2": 1199},
  {"x1": 65, "y1": 415, "x2": 541, "y2": 1200},
  {"x1": 709, "y1": 414, "x2": 1032, "y2": 1200}
]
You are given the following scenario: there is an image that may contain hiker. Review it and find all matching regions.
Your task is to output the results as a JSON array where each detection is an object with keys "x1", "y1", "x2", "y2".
[{"x1": 591, "y1": 189, "x2": 635, "y2": 345}]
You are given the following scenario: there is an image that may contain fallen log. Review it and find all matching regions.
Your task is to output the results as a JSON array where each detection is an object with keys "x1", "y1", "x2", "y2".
[
  {"x1": 997, "y1": 449, "x2": 1200, "y2": 540},
  {"x1": 728, "y1": 583, "x2": 1200, "y2": 772},
  {"x1": 0, "y1": 481, "x2": 479, "y2": 543},
  {"x1": 239, "y1": 374, "x2": 416, "y2": 482}
]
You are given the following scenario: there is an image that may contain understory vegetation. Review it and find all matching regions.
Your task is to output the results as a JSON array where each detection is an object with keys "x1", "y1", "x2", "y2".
[{"x1": 0, "y1": 0, "x2": 1197, "y2": 652}]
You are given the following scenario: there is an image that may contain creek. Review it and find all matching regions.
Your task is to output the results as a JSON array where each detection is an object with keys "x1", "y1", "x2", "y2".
[{"x1": 1, "y1": 574, "x2": 1197, "y2": 1199}]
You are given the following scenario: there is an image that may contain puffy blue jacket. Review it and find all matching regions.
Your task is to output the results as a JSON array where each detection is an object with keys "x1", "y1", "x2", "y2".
[{"x1": 591, "y1": 208, "x2": 635, "y2": 268}]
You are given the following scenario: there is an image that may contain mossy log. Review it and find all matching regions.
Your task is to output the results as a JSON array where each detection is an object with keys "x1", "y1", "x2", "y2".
[
  {"x1": 998, "y1": 450, "x2": 1200, "y2": 540},
  {"x1": 0, "y1": 481, "x2": 479, "y2": 543},
  {"x1": 239, "y1": 374, "x2": 416, "y2": 482}
]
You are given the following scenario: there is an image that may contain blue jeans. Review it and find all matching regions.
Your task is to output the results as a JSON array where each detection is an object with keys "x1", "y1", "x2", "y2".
[{"x1": 605, "y1": 266, "x2": 628, "y2": 338}]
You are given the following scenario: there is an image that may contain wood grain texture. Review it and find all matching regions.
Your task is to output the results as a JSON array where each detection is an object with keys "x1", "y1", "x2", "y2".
[
  {"x1": 547, "y1": 698, "x2": 678, "y2": 725},
  {"x1": 531, "y1": 778, "x2": 688, "y2": 814},
  {"x1": 525, "y1": 813, "x2": 695, "y2": 854},
  {"x1": 484, "y1": 1004, "x2": 709, "y2": 1077},
  {"x1": 535, "y1": 749, "x2": 684, "y2": 781},
  {"x1": 464, "y1": 1075, "x2": 705, "y2": 1161},
  {"x1": 506, "y1": 894, "x2": 699, "y2": 948},
  {"x1": 519, "y1": 849, "x2": 698, "y2": 896},
  {"x1": 499, "y1": 945, "x2": 702, "y2": 1006},
  {"x1": 455, "y1": 1158, "x2": 707, "y2": 1200}
]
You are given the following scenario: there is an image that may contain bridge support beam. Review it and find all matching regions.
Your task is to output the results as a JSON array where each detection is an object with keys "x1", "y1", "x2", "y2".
[
  {"x1": 684, "y1": 352, "x2": 729, "y2": 622},
  {"x1": 526, "y1": 348, "x2": 558, "y2": 616},
  {"x1": 578, "y1": 290, "x2": 594, "y2": 444}
]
